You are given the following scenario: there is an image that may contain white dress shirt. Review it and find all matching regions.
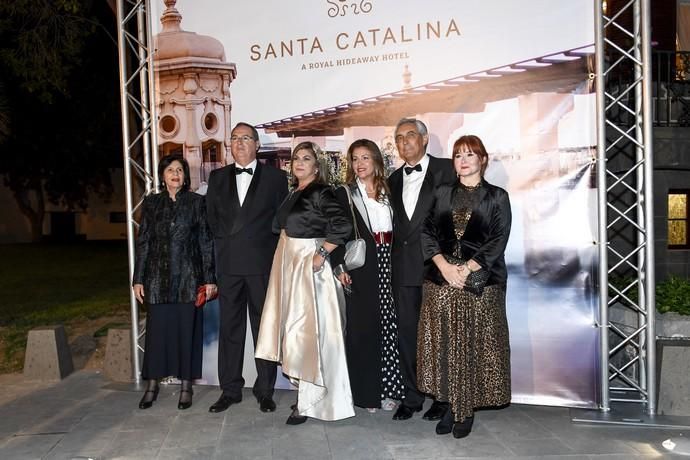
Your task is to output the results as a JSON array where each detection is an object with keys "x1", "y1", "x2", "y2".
[
  {"x1": 402, "y1": 154, "x2": 430, "y2": 219},
  {"x1": 356, "y1": 178, "x2": 392, "y2": 233},
  {"x1": 235, "y1": 159, "x2": 257, "y2": 206}
]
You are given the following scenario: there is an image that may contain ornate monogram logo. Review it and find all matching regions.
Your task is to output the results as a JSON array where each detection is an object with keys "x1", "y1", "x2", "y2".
[{"x1": 326, "y1": 0, "x2": 373, "y2": 17}]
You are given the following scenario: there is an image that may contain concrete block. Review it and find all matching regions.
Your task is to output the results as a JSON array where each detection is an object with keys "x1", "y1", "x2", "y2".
[
  {"x1": 23, "y1": 325, "x2": 74, "y2": 380},
  {"x1": 657, "y1": 313, "x2": 690, "y2": 416},
  {"x1": 103, "y1": 327, "x2": 133, "y2": 382},
  {"x1": 657, "y1": 337, "x2": 690, "y2": 416}
]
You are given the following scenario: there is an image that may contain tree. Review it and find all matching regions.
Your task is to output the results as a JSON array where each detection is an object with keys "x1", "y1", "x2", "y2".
[
  {"x1": 0, "y1": 0, "x2": 121, "y2": 241},
  {"x1": 0, "y1": 82, "x2": 9, "y2": 145}
]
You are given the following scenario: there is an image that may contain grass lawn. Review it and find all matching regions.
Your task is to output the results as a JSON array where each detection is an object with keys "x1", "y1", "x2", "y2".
[{"x1": 0, "y1": 241, "x2": 131, "y2": 373}]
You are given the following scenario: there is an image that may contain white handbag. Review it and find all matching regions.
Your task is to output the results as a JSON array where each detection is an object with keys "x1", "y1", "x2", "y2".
[{"x1": 342, "y1": 186, "x2": 366, "y2": 270}]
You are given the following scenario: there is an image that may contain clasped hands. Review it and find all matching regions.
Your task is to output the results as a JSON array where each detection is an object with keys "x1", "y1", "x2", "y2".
[{"x1": 437, "y1": 260, "x2": 470, "y2": 289}]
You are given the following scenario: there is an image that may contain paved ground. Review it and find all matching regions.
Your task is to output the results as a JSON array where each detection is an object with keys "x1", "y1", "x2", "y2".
[{"x1": 0, "y1": 371, "x2": 687, "y2": 459}]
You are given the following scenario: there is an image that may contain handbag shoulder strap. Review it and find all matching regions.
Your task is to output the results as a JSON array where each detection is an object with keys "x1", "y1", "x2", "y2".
[{"x1": 342, "y1": 185, "x2": 361, "y2": 240}]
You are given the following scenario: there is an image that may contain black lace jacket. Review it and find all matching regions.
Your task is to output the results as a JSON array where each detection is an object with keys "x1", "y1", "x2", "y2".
[{"x1": 132, "y1": 190, "x2": 216, "y2": 304}]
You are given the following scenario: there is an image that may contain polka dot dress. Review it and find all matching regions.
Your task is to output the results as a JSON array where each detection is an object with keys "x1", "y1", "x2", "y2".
[{"x1": 377, "y1": 242, "x2": 405, "y2": 400}]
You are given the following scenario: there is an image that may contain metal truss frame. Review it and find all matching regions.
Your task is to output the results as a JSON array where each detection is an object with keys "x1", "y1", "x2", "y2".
[
  {"x1": 116, "y1": 0, "x2": 158, "y2": 384},
  {"x1": 594, "y1": 0, "x2": 656, "y2": 414},
  {"x1": 115, "y1": 0, "x2": 657, "y2": 404}
]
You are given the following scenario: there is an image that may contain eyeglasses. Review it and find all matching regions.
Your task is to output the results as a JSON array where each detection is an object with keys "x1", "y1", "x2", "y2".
[
  {"x1": 394, "y1": 131, "x2": 419, "y2": 143},
  {"x1": 230, "y1": 135, "x2": 255, "y2": 143}
]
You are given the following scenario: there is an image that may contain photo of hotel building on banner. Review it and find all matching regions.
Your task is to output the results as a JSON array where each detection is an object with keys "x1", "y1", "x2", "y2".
[
  {"x1": 251, "y1": 45, "x2": 604, "y2": 407},
  {"x1": 152, "y1": 0, "x2": 236, "y2": 192}
]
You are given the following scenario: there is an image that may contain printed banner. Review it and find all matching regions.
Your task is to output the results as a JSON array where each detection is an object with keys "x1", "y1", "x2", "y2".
[{"x1": 150, "y1": 0, "x2": 599, "y2": 407}]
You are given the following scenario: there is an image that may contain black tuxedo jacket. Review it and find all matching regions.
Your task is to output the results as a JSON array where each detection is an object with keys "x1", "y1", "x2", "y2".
[
  {"x1": 206, "y1": 162, "x2": 288, "y2": 276},
  {"x1": 388, "y1": 155, "x2": 456, "y2": 287},
  {"x1": 421, "y1": 179, "x2": 512, "y2": 287}
]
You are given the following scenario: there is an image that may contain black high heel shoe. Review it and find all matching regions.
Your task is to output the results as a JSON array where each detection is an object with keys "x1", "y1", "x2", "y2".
[
  {"x1": 178, "y1": 381, "x2": 193, "y2": 410},
  {"x1": 286, "y1": 403, "x2": 307, "y2": 425},
  {"x1": 435, "y1": 407, "x2": 453, "y2": 435},
  {"x1": 452, "y1": 415, "x2": 474, "y2": 439},
  {"x1": 178, "y1": 390, "x2": 193, "y2": 410},
  {"x1": 138, "y1": 386, "x2": 159, "y2": 410}
]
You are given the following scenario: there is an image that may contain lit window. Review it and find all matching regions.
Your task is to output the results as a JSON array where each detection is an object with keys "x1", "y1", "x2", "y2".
[{"x1": 668, "y1": 190, "x2": 689, "y2": 249}]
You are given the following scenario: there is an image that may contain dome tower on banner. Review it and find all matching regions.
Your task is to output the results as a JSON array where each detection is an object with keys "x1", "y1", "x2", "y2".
[{"x1": 153, "y1": 0, "x2": 237, "y2": 191}]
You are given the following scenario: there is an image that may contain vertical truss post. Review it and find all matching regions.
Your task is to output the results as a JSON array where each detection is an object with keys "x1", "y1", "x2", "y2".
[
  {"x1": 594, "y1": 0, "x2": 610, "y2": 412},
  {"x1": 116, "y1": 0, "x2": 157, "y2": 383},
  {"x1": 595, "y1": 0, "x2": 656, "y2": 414},
  {"x1": 640, "y1": 0, "x2": 656, "y2": 415}
]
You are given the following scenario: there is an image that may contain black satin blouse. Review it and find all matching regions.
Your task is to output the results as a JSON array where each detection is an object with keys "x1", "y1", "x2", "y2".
[
  {"x1": 421, "y1": 179, "x2": 512, "y2": 287},
  {"x1": 274, "y1": 182, "x2": 352, "y2": 246}
]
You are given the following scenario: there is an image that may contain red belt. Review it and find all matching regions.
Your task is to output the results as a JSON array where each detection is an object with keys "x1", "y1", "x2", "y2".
[{"x1": 374, "y1": 231, "x2": 393, "y2": 244}]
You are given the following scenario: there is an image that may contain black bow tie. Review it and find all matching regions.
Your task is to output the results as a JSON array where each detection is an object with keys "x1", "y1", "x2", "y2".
[
  {"x1": 235, "y1": 167, "x2": 253, "y2": 175},
  {"x1": 404, "y1": 164, "x2": 422, "y2": 175}
]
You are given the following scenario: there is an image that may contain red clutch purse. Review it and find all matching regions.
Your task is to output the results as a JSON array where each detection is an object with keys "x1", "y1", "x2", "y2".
[{"x1": 195, "y1": 285, "x2": 218, "y2": 308}]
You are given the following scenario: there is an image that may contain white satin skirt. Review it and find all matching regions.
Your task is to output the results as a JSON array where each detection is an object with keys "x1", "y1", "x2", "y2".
[{"x1": 255, "y1": 231, "x2": 355, "y2": 421}]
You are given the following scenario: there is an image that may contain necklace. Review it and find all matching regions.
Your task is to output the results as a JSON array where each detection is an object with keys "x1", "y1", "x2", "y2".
[{"x1": 459, "y1": 180, "x2": 481, "y2": 190}]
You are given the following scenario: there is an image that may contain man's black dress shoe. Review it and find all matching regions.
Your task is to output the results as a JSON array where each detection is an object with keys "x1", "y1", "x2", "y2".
[
  {"x1": 258, "y1": 396, "x2": 276, "y2": 413},
  {"x1": 423, "y1": 401, "x2": 448, "y2": 421},
  {"x1": 435, "y1": 407, "x2": 453, "y2": 435},
  {"x1": 392, "y1": 404, "x2": 422, "y2": 420},
  {"x1": 208, "y1": 394, "x2": 242, "y2": 413},
  {"x1": 138, "y1": 387, "x2": 159, "y2": 410},
  {"x1": 452, "y1": 415, "x2": 474, "y2": 439},
  {"x1": 178, "y1": 389, "x2": 193, "y2": 410}
]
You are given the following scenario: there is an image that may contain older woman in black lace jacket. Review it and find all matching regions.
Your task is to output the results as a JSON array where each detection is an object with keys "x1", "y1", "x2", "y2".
[{"x1": 132, "y1": 154, "x2": 216, "y2": 411}]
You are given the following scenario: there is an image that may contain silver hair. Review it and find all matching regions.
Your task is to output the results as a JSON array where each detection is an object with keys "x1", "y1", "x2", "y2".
[{"x1": 395, "y1": 118, "x2": 428, "y2": 137}]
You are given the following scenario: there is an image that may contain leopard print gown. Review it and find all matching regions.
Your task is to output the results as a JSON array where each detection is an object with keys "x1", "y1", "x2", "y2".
[{"x1": 417, "y1": 182, "x2": 511, "y2": 423}]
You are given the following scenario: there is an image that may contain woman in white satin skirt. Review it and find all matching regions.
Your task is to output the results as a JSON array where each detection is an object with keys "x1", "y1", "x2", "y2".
[{"x1": 255, "y1": 141, "x2": 355, "y2": 424}]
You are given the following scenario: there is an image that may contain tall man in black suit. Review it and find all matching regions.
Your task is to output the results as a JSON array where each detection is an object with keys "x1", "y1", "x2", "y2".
[
  {"x1": 388, "y1": 118, "x2": 456, "y2": 421},
  {"x1": 206, "y1": 122, "x2": 289, "y2": 413}
]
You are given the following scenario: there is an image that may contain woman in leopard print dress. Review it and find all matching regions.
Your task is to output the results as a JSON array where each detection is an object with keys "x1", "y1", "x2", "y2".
[{"x1": 418, "y1": 135, "x2": 512, "y2": 439}]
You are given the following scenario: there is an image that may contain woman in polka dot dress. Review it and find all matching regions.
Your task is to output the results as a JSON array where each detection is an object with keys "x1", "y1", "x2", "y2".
[{"x1": 332, "y1": 139, "x2": 405, "y2": 412}]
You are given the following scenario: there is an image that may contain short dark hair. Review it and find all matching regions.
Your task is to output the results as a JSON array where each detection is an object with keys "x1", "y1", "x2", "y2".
[
  {"x1": 157, "y1": 154, "x2": 191, "y2": 192},
  {"x1": 232, "y1": 122, "x2": 259, "y2": 141}
]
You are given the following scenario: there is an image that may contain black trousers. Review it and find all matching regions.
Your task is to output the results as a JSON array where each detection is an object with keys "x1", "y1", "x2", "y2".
[
  {"x1": 394, "y1": 285, "x2": 425, "y2": 408},
  {"x1": 217, "y1": 273, "x2": 277, "y2": 400}
]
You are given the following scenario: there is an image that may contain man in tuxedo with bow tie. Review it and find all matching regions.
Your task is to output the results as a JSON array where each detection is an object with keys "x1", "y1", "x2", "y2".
[
  {"x1": 206, "y1": 122, "x2": 288, "y2": 414},
  {"x1": 388, "y1": 118, "x2": 456, "y2": 421}
]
